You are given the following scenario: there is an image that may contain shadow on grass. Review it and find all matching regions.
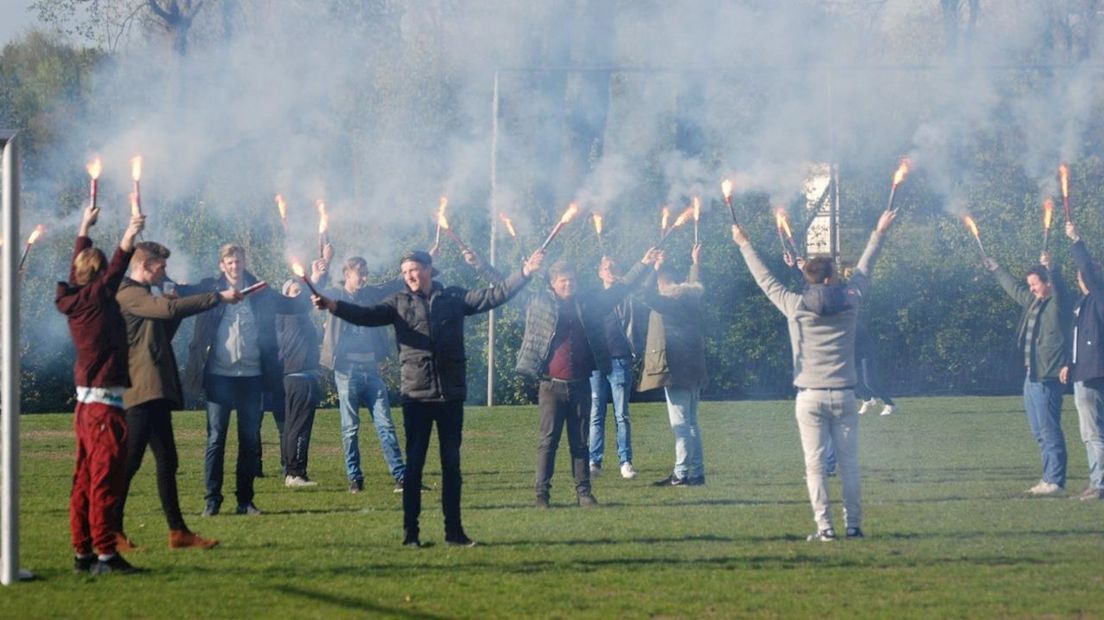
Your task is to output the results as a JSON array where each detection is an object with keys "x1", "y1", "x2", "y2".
[{"x1": 274, "y1": 584, "x2": 448, "y2": 619}]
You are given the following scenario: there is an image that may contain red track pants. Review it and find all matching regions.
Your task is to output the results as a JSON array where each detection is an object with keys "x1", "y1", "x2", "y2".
[{"x1": 69, "y1": 401, "x2": 127, "y2": 555}]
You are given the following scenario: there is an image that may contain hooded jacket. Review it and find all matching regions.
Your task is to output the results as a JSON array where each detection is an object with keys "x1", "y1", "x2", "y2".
[{"x1": 637, "y1": 265, "x2": 707, "y2": 392}]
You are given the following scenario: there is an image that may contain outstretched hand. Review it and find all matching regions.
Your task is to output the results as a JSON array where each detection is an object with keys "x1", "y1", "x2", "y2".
[
  {"x1": 641, "y1": 248, "x2": 660, "y2": 265},
  {"x1": 312, "y1": 293, "x2": 337, "y2": 312},
  {"x1": 120, "y1": 214, "x2": 146, "y2": 252},
  {"x1": 220, "y1": 289, "x2": 244, "y2": 305},
  {"x1": 982, "y1": 256, "x2": 999, "y2": 272},
  {"x1": 731, "y1": 224, "x2": 750, "y2": 247},
  {"x1": 876, "y1": 209, "x2": 897, "y2": 234},
  {"x1": 691, "y1": 243, "x2": 702, "y2": 265},
  {"x1": 523, "y1": 250, "x2": 545, "y2": 277}
]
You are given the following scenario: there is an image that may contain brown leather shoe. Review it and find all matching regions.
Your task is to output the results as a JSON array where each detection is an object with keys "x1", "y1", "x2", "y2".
[
  {"x1": 115, "y1": 532, "x2": 140, "y2": 552},
  {"x1": 169, "y1": 529, "x2": 219, "y2": 550}
]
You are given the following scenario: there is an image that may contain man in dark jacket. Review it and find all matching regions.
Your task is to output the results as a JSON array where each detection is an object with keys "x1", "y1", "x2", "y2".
[
  {"x1": 313, "y1": 249, "x2": 543, "y2": 547},
  {"x1": 516, "y1": 249, "x2": 655, "y2": 508},
  {"x1": 276, "y1": 276, "x2": 324, "y2": 487},
  {"x1": 182, "y1": 244, "x2": 309, "y2": 516},
  {"x1": 116, "y1": 241, "x2": 237, "y2": 553},
  {"x1": 1062, "y1": 222, "x2": 1104, "y2": 501},
  {"x1": 637, "y1": 245, "x2": 707, "y2": 487},
  {"x1": 55, "y1": 206, "x2": 143, "y2": 574},
  {"x1": 985, "y1": 249, "x2": 1071, "y2": 496}
]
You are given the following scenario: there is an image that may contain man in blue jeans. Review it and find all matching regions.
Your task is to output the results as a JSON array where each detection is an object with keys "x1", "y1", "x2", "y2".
[
  {"x1": 589, "y1": 256, "x2": 644, "y2": 479},
  {"x1": 183, "y1": 244, "x2": 309, "y2": 515},
  {"x1": 314, "y1": 251, "x2": 407, "y2": 493},
  {"x1": 985, "y1": 250, "x2": 1071, "y2": 496}
]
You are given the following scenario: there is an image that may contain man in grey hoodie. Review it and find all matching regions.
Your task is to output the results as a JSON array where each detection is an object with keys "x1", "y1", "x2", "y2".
[{"x1": 732, "y1": 210, "x2": 896, "y2": 541}]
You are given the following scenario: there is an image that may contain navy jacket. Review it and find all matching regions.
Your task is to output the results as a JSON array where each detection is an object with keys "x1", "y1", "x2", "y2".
[{"x1": 1070, "y1": 240, "x2": 1104, "y2": 383}]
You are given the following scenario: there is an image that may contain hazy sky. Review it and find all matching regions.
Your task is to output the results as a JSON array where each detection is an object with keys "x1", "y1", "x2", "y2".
[{"x1": 0, "y1": 1, "x2": 39, "y2": 47}]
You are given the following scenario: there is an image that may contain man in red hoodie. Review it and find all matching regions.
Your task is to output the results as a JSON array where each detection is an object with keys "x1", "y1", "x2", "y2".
[{"x1": 55, "y1": 205, "x2": 144, "y2": 575}]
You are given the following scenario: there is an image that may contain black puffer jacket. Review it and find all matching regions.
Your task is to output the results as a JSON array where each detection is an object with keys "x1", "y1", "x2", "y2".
[{"x1": 332, "y1": 271, "x2": 531, "y2": 403}]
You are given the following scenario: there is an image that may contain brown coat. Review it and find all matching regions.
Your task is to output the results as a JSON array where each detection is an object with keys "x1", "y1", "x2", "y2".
[
  {"x1": 636, "y1": 265, "x2": 707, "y2": 392},
  {"x1": 116, "y1": 278, "x2": 222, "y2": 409}
]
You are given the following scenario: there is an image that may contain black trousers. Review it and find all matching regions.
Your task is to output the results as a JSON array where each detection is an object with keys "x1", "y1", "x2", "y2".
[
  {"x1": 402, "y1": 401, "x2": 464, "y2": 539},
  {"x1": 535, "y1": 379, "x2": 592, "y2": 498},
  {"x1": 259, "y1": 385, "x2": 286, "y2": 472},
  {"x1": 117, "y1": 399, "x2": 187, "y2": 532},
  {"x1": 281, "y1": 374, "x2": 319, "y2": 478}
]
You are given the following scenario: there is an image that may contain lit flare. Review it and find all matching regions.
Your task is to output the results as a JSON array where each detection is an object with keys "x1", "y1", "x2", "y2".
[
  {"x1": 130, "y1": 156, "x2": 143, "y2": 182},
  {"x1": 499, "y1": 213, "x2": 517, "y2": 237},
  {"x1": 660, "y1": 207, "x2": 670, "y2": 232},
  {"x1": 892, "y1": 158, "x2": 911, "y2": 188},
  {"x1": 86, "y1": 157, "x2": 101, "y2": 210},
  {"x1": 275, "y1": 194, "x2": 288, "y2": 225}
]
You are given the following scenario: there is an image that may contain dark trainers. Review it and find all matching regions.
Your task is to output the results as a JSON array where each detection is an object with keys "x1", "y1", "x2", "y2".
[
  {"x1": 687, "y1": 475, "x2": 706, "y2": 486},
  {"x1": 534, "y1": 495, "x2": 551, "y2": 509},
  {"x1": 577, "y1": 493, "x2": 599, "y2": 508},
  {"x1": 807, "y1": 528, "x2": 838, "y2": 542},
  {"x1": 73, "y1": 554, "x2": 96, "y2": 573},
  {"x1": 235, "y1": 502, "x2": 262, "y2": 516},
  {"x1": 402, "y1": 531, "x2": 422, "y2": 548},
  {"x1": 90, "y1": 554, "x2": 142, "y2": 575},
  {"x1": 349, "y1": 479, "x2": 364, "y2": 494},
  {"x1": 653, "y1": 474, "x2": 690, "y2": 487},
  {"x1": 845, "y1": 527, "x2": 865, "y2": 539},
  {"x1": 201, "y1": 502, "x2": 220, "y2": 517},
  {"x1": 445, "y1": 532, "x2": 477, "y2": 547}
]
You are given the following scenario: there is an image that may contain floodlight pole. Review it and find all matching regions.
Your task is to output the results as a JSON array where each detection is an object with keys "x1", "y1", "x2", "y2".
[
  {"x1": 1, "y1": 132, "x2": 22, "y2": 586},
  {"x1": 486, "y1": 71, "x2": 500, "y2": 407}
]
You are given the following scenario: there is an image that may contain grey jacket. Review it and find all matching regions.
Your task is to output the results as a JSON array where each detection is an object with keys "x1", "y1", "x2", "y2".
[
  {"x1": 319, "y1": 278, "x2": 405, "y2": 370},
  {"x1": 637, "y1": 265, "x2": 707, "y2": 392},
  {"x1": 740, "y1": 230, "x2": 886, "y2": 389}
]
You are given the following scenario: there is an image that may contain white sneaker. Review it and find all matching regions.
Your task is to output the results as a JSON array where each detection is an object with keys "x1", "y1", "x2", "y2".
[
  {"x1": 880, "y1": 404, "x2": 897, "y2": 416},
  {"x1": 858, "y1": 399, "x2": 877, "y2": 415},
  {"x1": 620, "y1": 462, "x2": 638, "y2": 479},
  {"x1": 589, "y1": 463, "x2": 602, "y2": 477},
  {"x1": 1026, "y1": 481, "x2": 1063, "y2": 496},
  {"x1": 285, "y1": 475, "x2": 318, "y2": 488}
]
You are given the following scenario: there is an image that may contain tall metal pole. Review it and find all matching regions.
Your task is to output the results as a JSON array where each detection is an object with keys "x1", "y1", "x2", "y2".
[
  {"x1": 486, "y1": 72, "x2": 500, "y2": 407},
  {"x1": 1, "y1": 132, "x2": 22, "y2": 586}
]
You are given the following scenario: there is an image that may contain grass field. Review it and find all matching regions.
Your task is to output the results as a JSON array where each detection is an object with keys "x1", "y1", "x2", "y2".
[{"x1": 2, "y1": 395, "x2": 1103, "y2": 618}]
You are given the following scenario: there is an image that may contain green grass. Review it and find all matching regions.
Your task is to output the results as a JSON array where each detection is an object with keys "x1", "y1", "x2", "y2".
[{"x1": 3, "y1": 396, "x2": 1104, "y2": 618}]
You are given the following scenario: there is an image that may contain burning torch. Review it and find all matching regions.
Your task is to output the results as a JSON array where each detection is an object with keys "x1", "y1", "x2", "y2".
[
  {"x1": 1043, "y1": 198, "x2": 1054, "y2": 251},
  {"x1": 86, "y1": 157, "x2": 102, "y2": 210},
  {"x1": 775, "y1": 208, "x2": 800, "y2": 255},
  {"x1": 437, "y1": 210, "x2": 473, "y2": 255},
  {"x1": 1058, "y1": 163, "x2": 1071, "y2": 221},
  {"x1": 434, "y1": 196, "x2": 448, "y2": 248},
  {"x1": 592, "y1": 212, "x2": 605, "y2": 253},
  {"x1": 963, "y1": 215, "x2": 987, "y2": 260},
  {"x1": 659, "y1": 207, "x2": 670, "y2": 242},
  {"x1": 316, "y1": 200, "x2": 329, "y2": 259},
  {"x1": 499, "y1": 212, "x2": 521, "y2": 256},
  {"x1": 538, "y1": 203, "x2": 580, "y2": 253},
  {"x1": 657, "y1": 207, "x2": 694, "y2": 249},
  {"x1": 130, "y1": 156, "x2": 143, "y2": 216},
  {"x1": 692, "y1": 196, "x2": 701, "y2": 245},
  {"x1": 291, "y1": 260, "x2": 319, "y2": 297},
  {"x1": 721, "y1": 179, "x2": 737, "y2": 224},
  {"x1": 275, "y1": 194, "x2": 288, "y2": 234},
  {"x1": 887, "y1": 158, "x2": 911, "y2": 213},
  {"x1": 18, "y1": 224, "x2": 45, "y2": 272}
]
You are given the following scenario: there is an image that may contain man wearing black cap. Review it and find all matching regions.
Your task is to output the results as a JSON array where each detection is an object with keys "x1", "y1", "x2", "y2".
[{"x1": 313, "y1": 248, "x2": 544, "y2": 547}]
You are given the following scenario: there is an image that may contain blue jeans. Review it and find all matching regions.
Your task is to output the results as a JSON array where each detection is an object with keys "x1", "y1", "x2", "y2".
[
  {"x1": 1073, "y1": 381, "x2": 1104, "y2": 491},
  {"x1": 334, "y1": 364, "x2": 405, "y2": 483},
  {"x1": 589, "y1": 357, "x2": 633, "y2": 467},
  {"x1": 203, "y1": 374, "x2": 264, "y2": 507},
  {"x1": 1023, "y1": 375, "x2": 1067, "y2": 487},
  {"x1": 663, "y1": 386, "x2": 704, "y2": 479}
]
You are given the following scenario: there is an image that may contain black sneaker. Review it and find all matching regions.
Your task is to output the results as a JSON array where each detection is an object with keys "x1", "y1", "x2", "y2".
[
  {"x1": 653, "y1": 474, "x2": 690, "y2": 487},
  {"x1": 201, "y1": 501, "x2": 220, "y2": 517},
  {"x1": 534, "y1": 495, "x2": 551, "y2": 509},
  {"x1": 807, "y1": 528, "x2": 838, "y2": 542},
  {"x1": 349, "y1": 479, "x2": 364, "y2": 494},
  {"x1": 577, "y1": 493, "x2": 599, "y2": 508},
  {"x1": 235, "y1": 502, "x2": 262, "y2": 516},
  {"x1": 845, "y1": 527, "x2": 865, "y2": 539},
  {"x1": 73, "y1": 554, "x2": 96, "y2": 574},
  {"x1": 687, "y1": 475, "x2": 706, "y2": 486},
  {"x1": 402, "y1": 531, "x2": 422, "y2": 548},
  {"x1": 90, "y1": 554, "x2": 142, "y2": 575},
  {"x1": 445, "y1": 532, "x2": 477, "y2": 547}
]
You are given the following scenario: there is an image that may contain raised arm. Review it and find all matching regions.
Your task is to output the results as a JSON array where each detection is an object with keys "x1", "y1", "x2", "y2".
[
  {"x1": 1067, "y1": 222, "x2": 1104, "y2": 294},
  {"x1": 330, "y1": 297, "x2": 400, "y2": 327},
  {"x1": 461, "y1": 250, "x2": 544, "y2": 315},
  {"x1": 986, "y1": 259, "x2": 1034, "y2": 309},
  {"x1": 732, "y1": 224, "x2": 801, "y2": 315},
  {"x1": 593, "y1": 248, "x2": 658, "y2": 313},
  {"x1": 117, "y1": 286, "x2": 223, "y2": 321},
  {"x1": 848, "y1": 210, "x2": 895, "y2": 297}
]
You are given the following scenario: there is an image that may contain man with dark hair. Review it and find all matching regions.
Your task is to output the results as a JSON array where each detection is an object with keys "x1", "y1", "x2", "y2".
[
  {"x1": 985, "y1": 249, "x2": 1071, "y2": 496},
  {"x1": 516, "y1": 249, "x2": 656, "y2": 509},
  {"x1": 313, "y1": 250, "x2": 407, "y2": 493},
  {"x1": 183, "y1": 244, "x2": 310, "y2": 516},
  {"x1": 588, "y1": 256, "x2": 646, "y2": 480},
  {"x1": 313, "y1": 248, "x2": 544, "y2": 547},
  {"x1": 56, "y1": 205, "x2": 144, "y2": 575},
  {"x1": 1061, "y1": 221, "x2": 1103, "y2": 501},
  {"x1": 115, "y1": 240, "x2": 238, "y2": 554},
  {"x1": 638, "y1": 245, "x2": 707, "y2": 487},
  {"x1": 733, "y1": 210, "x2": 896, "y2": 541}
]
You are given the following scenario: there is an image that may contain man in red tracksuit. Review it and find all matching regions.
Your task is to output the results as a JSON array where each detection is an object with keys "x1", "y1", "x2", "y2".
[{"x1": 55, "y1": 205, "x2": 144, "y2": 575}]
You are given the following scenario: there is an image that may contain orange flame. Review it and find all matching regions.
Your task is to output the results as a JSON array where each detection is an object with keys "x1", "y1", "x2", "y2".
[
  {"x1": 892, "y1": 158, "x2": 911, "y2": 187},
  {"x1": 316, "y1": 200, "x2": 328, "y2": 234},
  {"x1": 86, "y1": 157, "x2": 102, "y2": 180},
  {"x1": 673, "y1": 207, "x2": 694, "y2": 228},
  {"x1": 26, "y1": 224, "x2": 45, "y2": 245},
  {"x1": 291, "y1": 260, "x2": 305, "y2": 278},
  {"x1": 560, "y1": 203, "x2": 580, "y2": 224},
  {"x1": 130, "y1": 156, "x2": 143, "y2": 182},
  {"x1": 438, "y1": 212, "x2": 450, "y2": 230},
  {"x1": 592, "y1": 213, "x2": 604, "y2": 235},
  {"x1": 499, "y1": 213, "x2": 517, "y2": 237},
  {"x1": 692, "y1": 196, "x2": 701, "y2": 222},
  {"x1": 721, "y1": 179, "x2": 733, "y2": 200},
  {"x1": 660, "y1": 207, "x2": 670, "y2": 231},
  {"x1": 963, "y1": 215, "x2": 980, "y2": 239},
  {"x1": 1059, "y1": 163, "x2": 1069, "y2": 198},
  {"x1": 1043, "y1": 198, "x2": 1054, "y2": 230},
  {"x1": 130, "y1": 192, "x2": 140, "y2": 217},
  {"x1": 275, "y1": 194, "x2": 288, "y2": 222},
  {"x1": 775, "y1": 209, "x2": 793, "y2": 239}
]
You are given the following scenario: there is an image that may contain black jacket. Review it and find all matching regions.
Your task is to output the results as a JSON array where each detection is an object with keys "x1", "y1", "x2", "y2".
[
  {"x1": 332, "y1": 271, "x2": 531, "y2": 403},
  {"x1": 1070, "y1": 240, "x2": 1104, "y2": 383}
]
